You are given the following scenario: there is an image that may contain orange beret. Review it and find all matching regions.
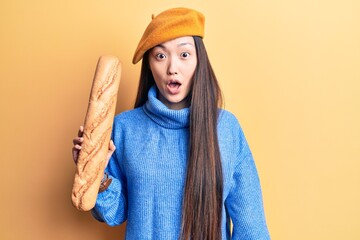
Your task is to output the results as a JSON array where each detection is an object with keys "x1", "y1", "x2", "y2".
[{"x1": 132, "y1": 7, "x2": 205, "y2": 64}]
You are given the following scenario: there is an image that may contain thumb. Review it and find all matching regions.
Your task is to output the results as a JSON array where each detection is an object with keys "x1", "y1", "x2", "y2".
[
  {"x1": 105, "y1": 140, "x2": 116, "y2": 167},
  {"x1": 109, "y1": 140, "x2": 116, "y2": 152}
]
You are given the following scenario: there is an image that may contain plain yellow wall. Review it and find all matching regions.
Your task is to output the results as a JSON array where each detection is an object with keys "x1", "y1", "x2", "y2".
[{"x1": 1, "y1": 0, "x2": 359, "y2": 239}]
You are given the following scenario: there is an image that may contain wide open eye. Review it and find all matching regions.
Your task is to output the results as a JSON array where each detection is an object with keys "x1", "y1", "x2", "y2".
[
  {"x1": 155, "y1": 53, "x2": 166, "y2": 60},
  {"x1": 180, "y1": 52, "x2": 190, "y2": 58}
]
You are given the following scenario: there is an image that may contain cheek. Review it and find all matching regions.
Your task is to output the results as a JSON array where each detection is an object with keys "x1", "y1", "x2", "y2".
[
  {"x1": 150, "y1": 64, "x2": 165, "y2": 80},
  {"x1": 187, "y1": 62, "x2": 197, "y2": 80},
  {"x1": 152, "y1": 72, "x2": 163, "y2": 87},
  {"x1": 149, "y1": 65, "x2": 159, "y2": 83}
]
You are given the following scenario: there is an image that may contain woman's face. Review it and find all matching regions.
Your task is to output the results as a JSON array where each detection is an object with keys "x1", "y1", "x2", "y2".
[{"x1": 148, "y1": 36, "x2": 197, "y2": 110}]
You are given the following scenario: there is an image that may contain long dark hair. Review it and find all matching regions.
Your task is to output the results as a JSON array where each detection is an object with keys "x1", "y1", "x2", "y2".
[{"x1": 134, "y1": 36, "x2": 223, "y2": 240}]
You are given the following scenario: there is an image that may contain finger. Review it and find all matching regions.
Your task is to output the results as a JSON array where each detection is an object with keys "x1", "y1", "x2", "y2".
[
  {"x1": 74, "y1": 144, "x2": 82, "y2": 150},
  {"x1": 73, "y1": 137, "x2": 84, "y2": 145},
  {"x1": 109, "y1": 140, "x2": 116, "y2": 151},
  {"x1": 72, "y1": 147, "x2": 79, "y2": 164},
  {"x1": 78, "y1": 126, "x2": 84, "y2": 137}
]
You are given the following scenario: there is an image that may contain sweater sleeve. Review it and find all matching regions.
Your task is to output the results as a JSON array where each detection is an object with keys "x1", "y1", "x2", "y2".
[
  {"x1": 225, "y1": 121, "x2": 270, "y2": 239},
  {"x1": 91, "y1": 118, "x2": 128, "y2": 226}
]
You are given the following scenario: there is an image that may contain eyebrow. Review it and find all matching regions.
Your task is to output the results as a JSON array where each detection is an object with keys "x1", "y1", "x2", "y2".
[
  {"x1": 177, "y1": 42, "x2": 195, "y2": 47},
  {"x1": 156, "y1": 42, "x2": 195, "y2": 49}
]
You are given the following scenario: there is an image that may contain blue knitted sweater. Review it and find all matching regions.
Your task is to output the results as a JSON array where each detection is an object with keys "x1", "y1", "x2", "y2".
[{"x1": 92, "y1": 86, "x2": 270, "y2": 239}]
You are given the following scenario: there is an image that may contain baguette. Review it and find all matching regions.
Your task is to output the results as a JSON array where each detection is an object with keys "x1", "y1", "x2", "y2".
[{"x1": 72, "y1": 55, "x2": 121, "y2": 211}]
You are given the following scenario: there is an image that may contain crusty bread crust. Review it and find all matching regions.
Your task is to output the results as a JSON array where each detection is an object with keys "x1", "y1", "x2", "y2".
[{"x1": 72, "y1": 55, "x2": 121, "y2": 211}]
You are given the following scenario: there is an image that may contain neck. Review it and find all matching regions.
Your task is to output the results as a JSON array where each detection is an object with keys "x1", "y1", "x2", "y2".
[{"x1": 157, "y1": 91, "x2": 190, "y2": 110}]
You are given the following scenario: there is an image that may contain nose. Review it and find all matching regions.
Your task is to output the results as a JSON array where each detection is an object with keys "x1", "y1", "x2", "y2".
[{"x1": 167, "y1": 57, "x2": 178, "y2": 75}]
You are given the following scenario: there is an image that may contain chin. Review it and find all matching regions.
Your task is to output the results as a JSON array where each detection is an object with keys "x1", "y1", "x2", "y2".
[{"x1": 168, "y1": 97, "x2": 184, "y2": 104}]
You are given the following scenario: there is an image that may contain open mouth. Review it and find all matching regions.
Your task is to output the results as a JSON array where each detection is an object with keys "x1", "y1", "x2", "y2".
[{"x1": 168, "y1": 80, "x2": 181, "y2": 88}]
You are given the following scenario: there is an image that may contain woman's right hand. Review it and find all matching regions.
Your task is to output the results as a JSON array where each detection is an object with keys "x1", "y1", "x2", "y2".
[
  {"x1": 72, "y1": 126, "x2": 116, "y2": 166},
  {"x1": 72, "y1": 126, "x2": 84, "y2": 165}
]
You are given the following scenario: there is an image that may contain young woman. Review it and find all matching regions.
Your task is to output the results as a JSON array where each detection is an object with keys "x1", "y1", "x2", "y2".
[{"x1": 73, "y1": 7, "x2": 270, "y2": 240}]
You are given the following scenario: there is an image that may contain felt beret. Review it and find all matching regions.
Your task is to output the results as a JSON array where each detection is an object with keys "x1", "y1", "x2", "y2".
[{"x1": 132, "y1": 7, "x2": 205, "y2": 64}]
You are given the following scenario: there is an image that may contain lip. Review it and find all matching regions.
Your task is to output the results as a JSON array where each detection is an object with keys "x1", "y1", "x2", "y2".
[{"x1": 166, "y1": 79, "x2": 182, "y2": 95}]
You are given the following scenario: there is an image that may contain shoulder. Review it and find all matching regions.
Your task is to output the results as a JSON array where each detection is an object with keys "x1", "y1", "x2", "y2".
[
  {"x1": 217, "y1": 109, "x2": 247, "y2": 144},
  {"x1": 218, "y1": 109, "x2": 241, "y2": 130}
]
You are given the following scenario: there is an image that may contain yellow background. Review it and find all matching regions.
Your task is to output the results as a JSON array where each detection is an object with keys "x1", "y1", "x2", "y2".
[{"x1": 1, "y1": 0, "x2": 359, "y2": 239}]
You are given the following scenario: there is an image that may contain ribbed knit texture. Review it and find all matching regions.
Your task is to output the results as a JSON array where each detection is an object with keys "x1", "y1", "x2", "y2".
[{"x1": 92, "y1": 86, "x2": 270, "y2": 239}]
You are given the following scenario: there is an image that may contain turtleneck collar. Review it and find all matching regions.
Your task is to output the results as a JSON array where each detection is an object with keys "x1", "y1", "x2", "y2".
[{"x1": 143, "y1": 85, "x2": 190, "y2": 129}]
